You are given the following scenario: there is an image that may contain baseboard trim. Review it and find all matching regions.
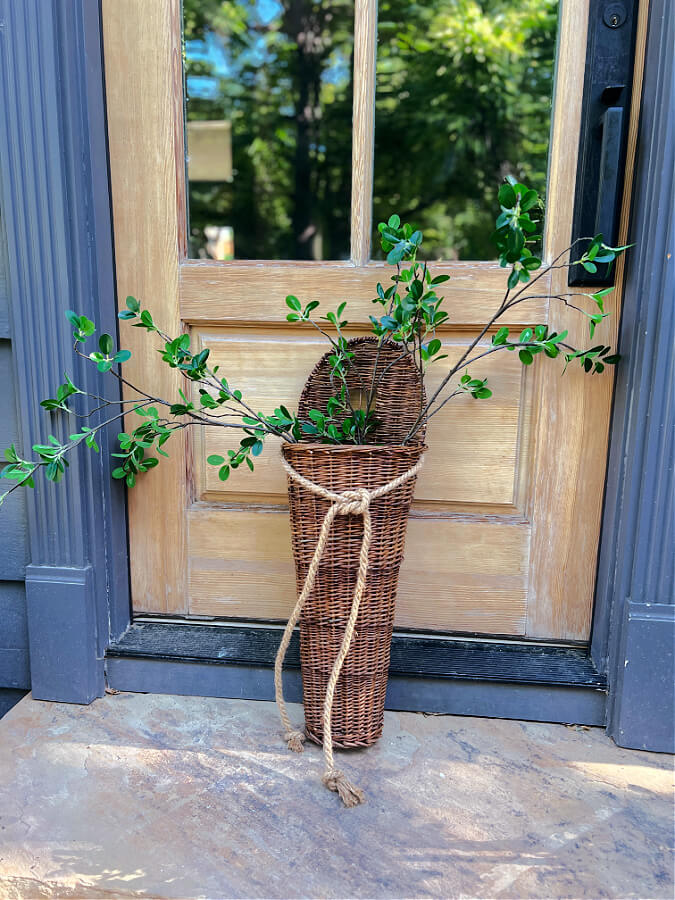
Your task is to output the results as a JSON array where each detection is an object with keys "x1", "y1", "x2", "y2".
[{"x1": 26, "y1": 564, "x2": 104, "y2": 703}]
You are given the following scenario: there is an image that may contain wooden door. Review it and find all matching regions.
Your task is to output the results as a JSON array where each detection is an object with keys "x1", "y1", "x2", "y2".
[{"x1": 102, "y1": 0, "x2": 645, "y2": 640}]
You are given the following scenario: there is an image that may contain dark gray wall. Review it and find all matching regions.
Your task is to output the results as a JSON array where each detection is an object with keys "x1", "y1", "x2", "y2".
[
  {"x1": 0, "y1": 210, "x2": 29, "y2": 716},
  {"x1": 593, "y1": 0, "x2": 674, "y2": 752},
  {"x1": 0, "y1": 0, "x2": 130, "y2": 706}
]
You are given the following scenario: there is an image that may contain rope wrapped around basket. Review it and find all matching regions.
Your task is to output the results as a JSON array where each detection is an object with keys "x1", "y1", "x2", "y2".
[{"x1": 274, "y1": 451, "x2": 425, "y2": 807}]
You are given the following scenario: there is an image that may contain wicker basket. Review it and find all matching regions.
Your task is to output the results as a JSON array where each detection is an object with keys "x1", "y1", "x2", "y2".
[{"x1": 283, "y1": 338, "x2": 426, "y2": 748}]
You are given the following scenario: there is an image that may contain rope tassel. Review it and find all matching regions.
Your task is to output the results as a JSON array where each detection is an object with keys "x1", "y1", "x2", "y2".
[
  {"x1": 322, "y1": 769, "x2": 366, "y2": 808},
  {"x1": 274, "y1": 453, "x2": 425, "y2": 808}
]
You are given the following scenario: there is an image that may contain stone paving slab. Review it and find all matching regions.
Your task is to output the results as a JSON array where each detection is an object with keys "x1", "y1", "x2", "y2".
[{"x1": 0, "y1": 691, "x2": 672, "y2": 899}]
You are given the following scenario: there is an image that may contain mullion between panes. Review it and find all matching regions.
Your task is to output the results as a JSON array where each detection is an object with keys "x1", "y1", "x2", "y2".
[{"x1": 350, "y1": 0, "x2": 378, "y2": 266}]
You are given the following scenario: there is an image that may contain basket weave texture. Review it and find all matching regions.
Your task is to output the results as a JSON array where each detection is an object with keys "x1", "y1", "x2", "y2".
[{"x1": 283, "y1": 338, "x2": 426, "y2": 748}]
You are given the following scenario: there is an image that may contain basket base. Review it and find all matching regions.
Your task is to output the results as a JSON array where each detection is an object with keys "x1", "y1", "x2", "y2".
[{"x1": 304, "y1": 725, "x2": 381, "y2": 750}]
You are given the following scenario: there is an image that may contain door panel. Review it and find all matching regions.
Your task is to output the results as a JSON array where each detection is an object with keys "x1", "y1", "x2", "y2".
[
  {"x1": 188, "y1": 506, "x2": 529, "y2": 634},
  {"x1": 103, "y1": 0, "x2": 644, "y2": 639},
  {"x1": 194, "y1": 328, "x2": 525, "y2": 508}
]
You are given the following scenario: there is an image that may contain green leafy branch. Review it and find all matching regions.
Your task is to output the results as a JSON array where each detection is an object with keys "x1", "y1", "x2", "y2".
[{"x1": 1, "y1": 179, "x2": 631, "y2": 505}]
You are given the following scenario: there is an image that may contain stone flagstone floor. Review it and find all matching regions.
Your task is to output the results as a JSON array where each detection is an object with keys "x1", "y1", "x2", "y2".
[{"x1": 0, "y1": 691, "x2": 673, "y2": 899}]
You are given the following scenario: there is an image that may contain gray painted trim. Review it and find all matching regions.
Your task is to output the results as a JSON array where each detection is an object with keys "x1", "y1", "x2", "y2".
[
  {"x1": 26, "y1": 564, "x2": 100, "y2": 703},
  {"x1": 0, "y1": 210, "x2": 10, "y2": 339},
  {"x1": 0, "y1": 688, "x2": 27, "y2": 719},
  {"x1": 593, "y1": 0, "x2": 674, "y2": 750},
  {"x1": 0, "y1": 0, "x2": 130, "y2": 701},
  {"x1": 0, "y1": 649, "x2": 30, "y2": 690},
  {"x1": 106, "y1": 656, "x2": 607, "y2": 726},
  {"x1": 608, "y1": 601, "x2": 674, "y2": 752},
  {"x1": 0, "y1": 341, "x2": 28, "y2": 579}
]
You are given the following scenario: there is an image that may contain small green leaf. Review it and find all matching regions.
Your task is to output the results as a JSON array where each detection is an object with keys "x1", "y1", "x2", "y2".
[
  {"x1": 285, "y1": 295, "x2": 302, "y2": 312},
  {"x1": 218, "y1": 465, "x2": 230, "y2": 481},
  {"x1": 99, "y1": 334, "x2": 113, "y2": 355},
  {"x1": 207, "y1": 454, "x2": 225, "y2": 466},
  {"x1": 519, "y1": 349, "x2": 533, "y2": 365},
  {"x1": 498, "y1": 183, "x2": 517, "y2": 208}
]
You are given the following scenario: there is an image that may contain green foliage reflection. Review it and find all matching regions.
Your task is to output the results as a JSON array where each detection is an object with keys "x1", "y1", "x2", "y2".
[{"x1": 184, "y1": 0, "x2": 558, "y2": 261}]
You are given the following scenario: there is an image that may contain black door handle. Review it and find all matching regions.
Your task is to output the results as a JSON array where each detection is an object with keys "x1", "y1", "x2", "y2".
[
  {"x1": 569, "y1": 0, "x2": 639, "y2": 286},
  {"x1": 594, "y1": 106, "x2": 624, "y2": 247}
]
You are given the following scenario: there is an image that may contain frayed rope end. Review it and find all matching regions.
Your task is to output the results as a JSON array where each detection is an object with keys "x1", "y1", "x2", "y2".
[
  {"x1": 322, "y1": 769, "x2": 365, "y2": 808},
  {"x1": 284, "y1": 730, "x2": 306, "y2": 752}
]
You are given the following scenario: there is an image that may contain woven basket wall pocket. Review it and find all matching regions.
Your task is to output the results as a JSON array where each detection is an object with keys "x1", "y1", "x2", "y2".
[{"x1": 274, "y1": 339, "x2": 427, "y2": 807}]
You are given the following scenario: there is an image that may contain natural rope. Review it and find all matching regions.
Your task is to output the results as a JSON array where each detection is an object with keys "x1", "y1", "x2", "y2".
[{"x1": 275, "y1": 452, "x2": 425, "y2": 807}]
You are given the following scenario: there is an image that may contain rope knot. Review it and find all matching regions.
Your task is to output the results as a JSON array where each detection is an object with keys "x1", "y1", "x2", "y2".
[
  {"x1": 284, "y1": 729, "x2": 306, "y2": 753},
  {"x1": 335, "y1": 487, "x2": 371, "y2": 516},
  {"x1": 322, "y1": 769, "x2": 366, "y2": 808}
]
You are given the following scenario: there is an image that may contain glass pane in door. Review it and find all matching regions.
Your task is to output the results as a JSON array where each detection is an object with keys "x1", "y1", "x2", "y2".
[
  {"x1": 183, "y1": 0, "x2": 354, "y2": 261},
  {"x1": 373, "y1": 0, "x2": 559, "y2": 260}
]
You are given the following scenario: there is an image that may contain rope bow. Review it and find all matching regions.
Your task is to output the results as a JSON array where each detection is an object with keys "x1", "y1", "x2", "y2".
[{"x1": 275, "y1": 452, "x2": 425, "y2": 807}]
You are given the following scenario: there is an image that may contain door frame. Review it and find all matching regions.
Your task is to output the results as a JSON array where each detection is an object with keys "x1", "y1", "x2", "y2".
[
  {"x1": 2, "y1": 0, "x2": 671, "y2": 745},
  {"x1": 104, "y1": 0, "x2": 642, "y2": 641}
]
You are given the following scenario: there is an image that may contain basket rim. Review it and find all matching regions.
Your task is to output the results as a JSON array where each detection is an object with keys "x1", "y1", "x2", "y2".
[{"x1": 282, "y1": 442, "x2": 427, "y2": 454}]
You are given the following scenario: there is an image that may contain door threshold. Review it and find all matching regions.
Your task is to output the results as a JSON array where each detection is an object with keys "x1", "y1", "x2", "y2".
[
  {"x1": 106, "y1": 621, "x2": 607, "y2": 727},
  {"x1": 131, "y1": 615, "x2": 585, "y2": 650}
]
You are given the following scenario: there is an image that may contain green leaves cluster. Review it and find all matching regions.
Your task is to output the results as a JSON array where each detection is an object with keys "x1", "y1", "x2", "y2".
[
  {"x1": 2, "y1": 445, "x2": 38, "y2": 490},
  {"x1": 378, "y1": 214, "x2": 423, "y2": 266},
  {"x1": 370, "y1": 257, "x2": 449, "y2": 356},
  {"x1": 573, "y1": 234, "x2": 630, "y2": 277},
  {"x1": 285, "y1": 294, "x2": 320, "y2": 323},
  {"x1": 2, "y1": 423, "x2": 100, "y2": 500},
  {"x1": 66, "y1": 310, "x2": 96, "y2": 343},
  {"x1": 564, "y1": 346, "x2": 619, "y2": 376},
  {"x1": 492, "y1": 177, "x2": 543, "y2": 289},
  {"x1": 40, "y1": 374, "x2": 81, "y2": 412},
  {"x1": 89, "y1": 332, "x2": 132, "y2": 373},
  {"x1": 492, "y1": 324, "x2": 568, "y2": 365},
  {"x1": 118, "y1": 295, "x2": 156, "y2": 331},
  {"x1": 301, "y1": 388, "x2": 375, "y2": 444},
  {"x1": 458, "y1": 373, "x2": 492, "y2": 400},
  {"x1": 368, "y1": 219, "x2": 450, "y2": 374},
  {"x1": 111, "y1": 407, "x2": 169, "y2": 488},
  {"x1": 206, "y1": 408, "x2": 295, "y2": 480}
]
